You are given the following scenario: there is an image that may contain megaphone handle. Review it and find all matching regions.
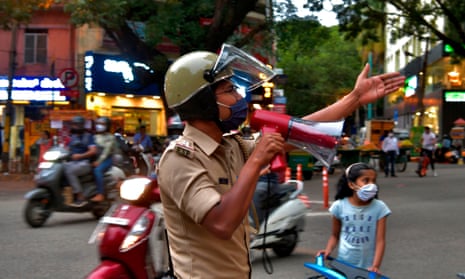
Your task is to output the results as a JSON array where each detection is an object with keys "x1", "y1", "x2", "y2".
[
  {"x1": 270, "y1": 153, "x2": 287, "y2": 172},
  {"x1": 261, "y1": 126, "x2": 287, "y2": 172}
]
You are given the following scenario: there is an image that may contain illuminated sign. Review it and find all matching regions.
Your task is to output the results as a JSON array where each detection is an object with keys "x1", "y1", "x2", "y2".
[
  {"x1": 444, "y1": 91, "x2": 465, "y2": 102},
  {"x1": 84, "y1": 51, "x2": 160, "y2": 95},
  {"x1": 404, "y1": 75, "x2": 417, "y2": 97},
  {"x1": 0, "y1": 76, "x2": 68, "y2": 101}
]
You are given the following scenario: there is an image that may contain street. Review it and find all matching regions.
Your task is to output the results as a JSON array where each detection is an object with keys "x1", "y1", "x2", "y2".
[{"x1": 1, "y1": 162, "x2": 465, "y2": 278}]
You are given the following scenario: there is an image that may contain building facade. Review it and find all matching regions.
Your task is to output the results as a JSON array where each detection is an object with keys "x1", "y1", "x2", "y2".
[{"x1": 384, "y1": 3, "x2": 465, "y2": 139}]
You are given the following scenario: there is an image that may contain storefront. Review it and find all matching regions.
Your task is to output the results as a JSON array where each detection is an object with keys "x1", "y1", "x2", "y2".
[
  {"x1": 384, "y1": 42, "x2": 465, "y2": 137},
  {"x1": 0, "y1": 75, "x2": 71, "y2": 171},
  {"x1": 84, "y1": 51, "x2": 166, "y2": 136}
]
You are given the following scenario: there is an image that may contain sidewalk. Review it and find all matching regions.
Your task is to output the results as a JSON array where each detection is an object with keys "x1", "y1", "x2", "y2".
[{"x1": 0, "y1": 172, "x2": 35, "y2": 192}]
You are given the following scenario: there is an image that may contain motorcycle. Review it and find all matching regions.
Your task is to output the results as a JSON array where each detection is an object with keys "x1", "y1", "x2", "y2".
[
  {"x1": 130, "y1": 143, "x2": 157, "y2": 177},
  {"x1": 86, "y1": 175, "x2": 174, "y2": 279},
  {"x1": 23, "y1": 145, "x2": 127, "y2": 228},
  {"x1": 114, "y1": 132, "x2": 155, "y2": 177},
  {"x1": 249, "y1": 179, "x2": 310, "y2": 258},
  {"x1": 304, "y1": 254, "x2": 390, "y2": 279}
]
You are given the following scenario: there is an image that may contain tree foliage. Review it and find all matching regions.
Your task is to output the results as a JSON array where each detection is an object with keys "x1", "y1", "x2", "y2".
[
  {"x1": 303, "y1": 0, "x2": 465, "y2": 57},
  {"x1": 275, "y1": 19, "x2": 362, "y2": 119},
  {"x1": 53, "y1": 0, "x2": 286, "y2": 87},
  {"x1": 0, "y1": 0, "x2": 54, "y2": 29}
]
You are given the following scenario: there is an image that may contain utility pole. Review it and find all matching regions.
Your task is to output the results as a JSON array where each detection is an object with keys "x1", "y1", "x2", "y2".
[
  {"x1": 417, "y1": 37, "x2": 429, "y2": 127},
  {"x1": 2, "y1": 22, "x2": 18, "y2": 173}
]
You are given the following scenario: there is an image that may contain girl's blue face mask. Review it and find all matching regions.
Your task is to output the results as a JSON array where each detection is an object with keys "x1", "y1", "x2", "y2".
[
  {"x1": 356, "y1": 183, "x2": 378, "y2": 201},
  {"x1": 217, "y1": 98, "x2": 248, "y2": 132}
]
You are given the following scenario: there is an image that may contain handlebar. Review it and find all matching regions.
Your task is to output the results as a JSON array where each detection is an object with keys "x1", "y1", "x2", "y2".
[{"x1": 283, "y1": 179, "x2": 304, "y2": 199}]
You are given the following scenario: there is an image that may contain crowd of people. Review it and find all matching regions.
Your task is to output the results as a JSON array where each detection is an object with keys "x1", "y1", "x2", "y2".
[{"x1": 32, "y1": 116, "x2": 163, "y2": 207}]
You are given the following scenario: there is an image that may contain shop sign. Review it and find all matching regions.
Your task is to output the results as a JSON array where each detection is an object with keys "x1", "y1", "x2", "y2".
[
  {"x1": 0, "y1": 76, "x2": 68, "y2": 101},
  {"x1": 404, "y1": 75, "x2": 417, "y2": 98},
  {"x1": 84, "y1": 51, "x2": 161, "y2": 96},
  {"x1": 444, "y1": 91, "x2": 465, "y2": 102}
]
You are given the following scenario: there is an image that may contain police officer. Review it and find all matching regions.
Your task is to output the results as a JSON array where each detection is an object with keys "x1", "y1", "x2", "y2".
[{"x1": 157, "y1": 48, "x2": 405, "y2": 278}]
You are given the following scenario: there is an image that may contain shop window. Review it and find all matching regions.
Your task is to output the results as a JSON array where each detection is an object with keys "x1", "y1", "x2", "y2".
[{"x1": 25, "y1": 29, "x2": 48, "y2": 64}]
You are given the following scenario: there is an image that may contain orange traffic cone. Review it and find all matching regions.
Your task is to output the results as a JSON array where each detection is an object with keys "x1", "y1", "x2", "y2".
[
  {"x1": 297, "y1": 164, "x2": 303, "y2": 181},
  {"x1": 284, "y1": 167, "x2": 292, "y2": 182},
  {"x1": 322, "y1": 167, "x2": 329, "y2": 209}
]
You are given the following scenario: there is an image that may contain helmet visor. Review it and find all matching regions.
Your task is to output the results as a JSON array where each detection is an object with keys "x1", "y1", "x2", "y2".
[{"x1": 211, "y1": 44, "x2": 276, "y2": 92}]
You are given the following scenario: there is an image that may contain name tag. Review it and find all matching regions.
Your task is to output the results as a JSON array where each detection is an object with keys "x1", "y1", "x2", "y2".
[{"x1": 219, "y1": 178, "x2": 229, "y2": 184}]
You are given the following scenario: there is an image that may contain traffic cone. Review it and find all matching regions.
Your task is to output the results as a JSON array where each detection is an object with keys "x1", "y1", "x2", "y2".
[
  {"x1": 284, "y1": 167, "x2": 292, "y2": 182},
  {"x1": 297, "y1": 164, "x2": 303, "y2": 181},
  {"x1": 322, "y1": 167, "x2": 329, "y2": 209}
]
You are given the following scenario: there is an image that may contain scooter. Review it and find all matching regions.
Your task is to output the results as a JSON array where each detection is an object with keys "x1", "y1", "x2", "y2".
[
  {"x1": 304, "y1": 254, "x2": 390, "y2": 279},
  {"x1": 23, "y1": 145, "x2": 127, "y2": 228},
  {"x1": 86, "y1": 175, "x2": 174, "y2": 279},
  {"x1": 249, "y1": 179, "x2": 310, "y2": 258},
  {"x1": 131, "y1": 143, "x2": 156, "y2": 177}
]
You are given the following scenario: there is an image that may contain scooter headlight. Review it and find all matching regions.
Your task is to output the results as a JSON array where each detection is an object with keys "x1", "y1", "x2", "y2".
[
  {"x1": 43, "y1": 150, "x2": 62, "y2": 161},
  {"x1": 120, "y1": 177, "x2": 152, "y2": 200},
  {"x1": 120, "y1": 211, "x2": 155, "y2": 252}
]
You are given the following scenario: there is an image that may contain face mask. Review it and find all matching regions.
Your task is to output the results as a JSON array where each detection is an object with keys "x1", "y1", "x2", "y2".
[
  {"x1": 217, "y1": 98, "x2": 248, "y2": 132},
  {"x1": 356, "y1": 183, "x2": 378, "y2": 201},
  {"x1": 95, "y1": 124, "x2": 106, "y2": 133}
]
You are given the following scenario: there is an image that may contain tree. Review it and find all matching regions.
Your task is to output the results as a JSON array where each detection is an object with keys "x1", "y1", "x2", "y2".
[
  {"x1": 0, "y1": 0, "x2": 54, "y2": 29},
  {"x1": 59, "y1": 0, "x2": 278, "y2": 85},
  {"x1": 303, "y1": 0, "x2": 465, "y2": 57},
  {"x1": 275, "y1": 18, "x2": 362, "y2": 128}
]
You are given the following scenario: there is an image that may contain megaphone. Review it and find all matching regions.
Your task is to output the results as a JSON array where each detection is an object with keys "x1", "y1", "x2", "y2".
[{"x1": 250, "y1": 110, "x2": 344, "y2": 169}]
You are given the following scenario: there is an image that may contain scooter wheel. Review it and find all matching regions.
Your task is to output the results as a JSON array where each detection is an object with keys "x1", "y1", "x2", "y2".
[
  {"x1": 24, "y1": 200, "x2": 51, "y2": 228},
  {"x1": 272, "y1": 232, "x2": 298, "y2": 257}
]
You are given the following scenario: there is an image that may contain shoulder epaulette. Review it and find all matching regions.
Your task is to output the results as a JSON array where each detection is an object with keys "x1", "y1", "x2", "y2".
[{"x1": 174, "y1": 138, "x2": 195, "y2": 159}]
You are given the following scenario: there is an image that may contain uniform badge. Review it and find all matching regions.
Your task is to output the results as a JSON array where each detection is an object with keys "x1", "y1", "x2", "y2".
[{"x1": 174, "y1": 138, "x2": 195, "y2": 159}]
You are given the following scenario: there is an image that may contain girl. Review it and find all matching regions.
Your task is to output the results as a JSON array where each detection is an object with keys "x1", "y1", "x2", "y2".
[{"x1": 317, "y1": 162, "x2": 391, "y2": 273}]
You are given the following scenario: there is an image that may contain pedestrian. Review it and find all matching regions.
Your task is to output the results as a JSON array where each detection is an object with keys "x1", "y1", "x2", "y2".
[
  {"x1": 157, "y1": 48, "x2": 404, "y2": 278},
  {"x1": 91, "y1": 117, "x2": 116, "y2": 202},
  {"x1": 416, "y1": 126, "x2": 437, "y2": 176},
  {"x1": 381, "y1": 131, "x2": 399, "y2": 177},
  {"x1": 317, "y1": 162, "x2": 391, "y2": 273}
]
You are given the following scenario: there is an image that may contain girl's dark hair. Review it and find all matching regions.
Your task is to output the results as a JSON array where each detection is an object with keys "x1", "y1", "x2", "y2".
[{"x1": 334, "y1": 162, "x2": 376, "y2": 200}]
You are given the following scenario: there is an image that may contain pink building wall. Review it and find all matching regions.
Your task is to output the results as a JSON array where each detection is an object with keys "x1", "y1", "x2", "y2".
[{"x1": 0, "y1": 6, "x2": 75, "y2": 78}]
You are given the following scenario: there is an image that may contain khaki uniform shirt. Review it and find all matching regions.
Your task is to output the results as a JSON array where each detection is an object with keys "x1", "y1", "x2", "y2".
[{"x1": 157, "y1": 124, "x2": 254, "y2": 279}]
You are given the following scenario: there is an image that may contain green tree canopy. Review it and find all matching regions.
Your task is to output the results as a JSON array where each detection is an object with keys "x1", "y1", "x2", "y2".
[
  {"x1": 303, "y1": 0, "x2": 465, "y2": 56},
  {"x1": 275, "y1": 19, "x2": 362, "y2": 120},
  {"x1": 0, "y1": 0, "x2": 53, "y2": 29}
]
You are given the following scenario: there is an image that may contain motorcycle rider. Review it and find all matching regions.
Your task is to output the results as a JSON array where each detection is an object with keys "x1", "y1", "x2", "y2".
[
  {"x1": 64, "y1": 116, "x2": 98, "y2": 207},
  {"x1": 157, "y1": 49, "x2": 405, "y2": 278},
  {"x1": 91, "y1": 116, "x2": 117, "y2": 202},
  {"x1": 133, "y1": 125, "x2": 153, "y2": 152}
]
